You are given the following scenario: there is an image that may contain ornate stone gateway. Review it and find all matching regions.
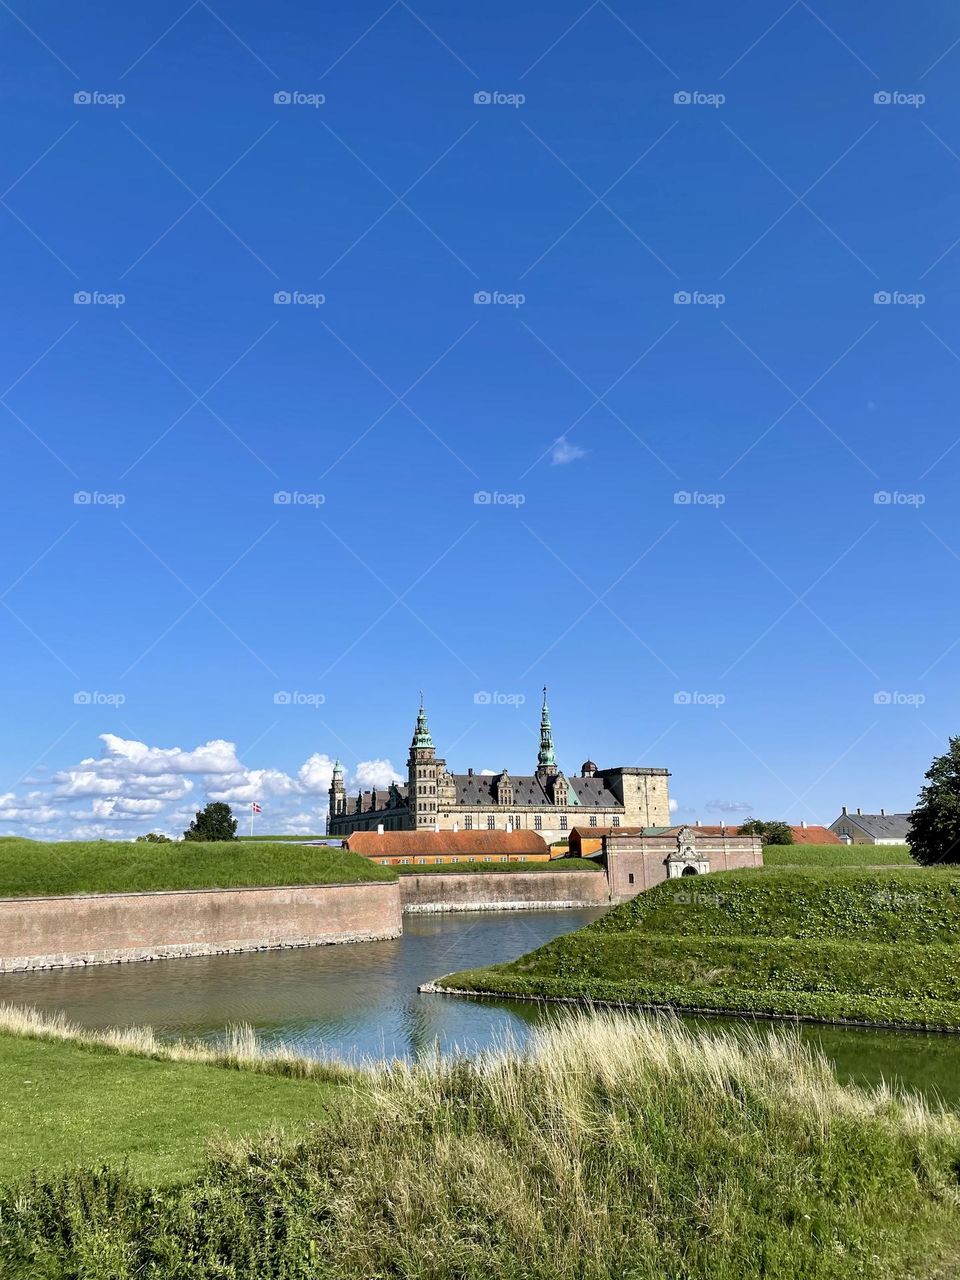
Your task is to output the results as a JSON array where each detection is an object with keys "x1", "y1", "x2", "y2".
[{"x1": 665, "y1": 826, "x2": 712, "y2": 878}]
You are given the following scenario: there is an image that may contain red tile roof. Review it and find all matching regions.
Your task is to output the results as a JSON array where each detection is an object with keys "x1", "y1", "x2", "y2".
[{"x1": 344, "y1": 830, "x2": 550, "y2": 858}]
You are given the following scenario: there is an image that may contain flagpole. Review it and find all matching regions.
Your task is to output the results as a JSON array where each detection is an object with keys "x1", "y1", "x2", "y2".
[{"x1": 250, "y1": 803, "x2": 255, "y2": 838}]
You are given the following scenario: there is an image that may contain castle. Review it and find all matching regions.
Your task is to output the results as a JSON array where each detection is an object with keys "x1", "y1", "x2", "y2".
[{"x1": 326, "y1": 691, "x2": 671, "y2": 843}]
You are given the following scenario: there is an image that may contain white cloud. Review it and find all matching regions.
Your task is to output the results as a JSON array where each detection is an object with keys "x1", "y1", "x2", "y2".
[
  {"x1": 706, "y1": 799, "x2": 753, "y2": 814},
  {"x1": 0, "y1": 792, "x2": 59, "y2": 824},
  {"x1": 551, "y1": 436, "x2": 586, "y2": 465},
  {"x1": 668, "y1": 798, "x2": 679, "y2": 814},
  {"x1": 353, "y1": 759, "x2": 402, "y2": 789},
  {"x1": 298, "y1": 753, "x2": 336, "y2": 793}
]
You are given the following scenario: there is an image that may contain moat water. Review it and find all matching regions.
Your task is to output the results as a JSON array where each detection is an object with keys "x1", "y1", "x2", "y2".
[{"x1": 1, "y1": 906, "x2": 959, "y2": 1105}]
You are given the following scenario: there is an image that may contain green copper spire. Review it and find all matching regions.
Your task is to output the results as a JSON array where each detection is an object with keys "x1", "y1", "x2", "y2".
[
  {"x1": 332, "y1": 759, "x2": 343, "y2": 779},
  {"x1": 537, "y1": 685, "x2": 556, "y2": 768},
  {"x1": 412, "y1": 692, "x2": 435, "y2": 749}
]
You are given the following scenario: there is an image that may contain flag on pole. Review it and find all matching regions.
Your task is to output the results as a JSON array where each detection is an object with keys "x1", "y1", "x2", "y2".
[{"x1": 251, "y1": 802, "x2": 262, "y2": 814}]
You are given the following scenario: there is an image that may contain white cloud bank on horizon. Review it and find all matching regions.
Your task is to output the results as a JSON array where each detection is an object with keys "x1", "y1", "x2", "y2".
[{"x1": 0, "y1": 734, "x2": 403, "y2": 840}]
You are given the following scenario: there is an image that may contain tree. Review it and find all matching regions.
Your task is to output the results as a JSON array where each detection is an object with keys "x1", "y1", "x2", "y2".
[
  {"x1": 907, "y1": 737, "x2": 960, "y2": 865},
  {"x1": 182, "y1": 802, "x2": 237, "y2": 843},
  {"x1": 136, "y1": 832, "x2": 172, "y2": 843},
  {"x1": 738, "y1": 819, "x2": 794, "y2": 846}
]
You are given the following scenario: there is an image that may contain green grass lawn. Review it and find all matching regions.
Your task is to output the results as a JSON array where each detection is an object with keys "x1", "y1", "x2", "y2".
[
  {"x1": 764, "y1": 842, "x2": 913, "y2": 866},
  {"x1": 0, "y1": 1032, "x2": 338, "y2": 1185},
  {"x1": 391, "y1": 856, "x2": 603, "y2": 874},
  {"x1": 442, "y1": 866, "x2": 960, "y2": 1028},
  {"x1": 3, "y1": 1014, "x2": 960, "y2": 1279},
  {"x1": 0, "y1": 839, "x2": 396, "y2": 898}
]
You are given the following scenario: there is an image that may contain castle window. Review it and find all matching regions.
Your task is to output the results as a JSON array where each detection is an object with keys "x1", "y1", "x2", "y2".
[
  {"x1": 500, "y1": 855, "x2": 508, "y2": 862},
  {"x1": 483, "y1": 856, "x2": 492, "y2": 862},
  {"x1": 589, "y1": 815, "x2": 597, "y2": 827},
  {"x1": 514, "y1": 815, "x2": 521, "y2": 828},
  {"x1": 613, "y1": 816, "x2": 620, "y2": 827},
  {"x1": 401, "y1": 859, "x2": 409, "y2": 865},
  {"x1": 559, "y1": 815, "x2": 567, "y2": 830},
  {"x1": 465, "y1": 816, "x2": 473, "y2": 830},
  {"x1": 486, "y1": 815, "x2": 495, "y2": 830},
  {"x1": 628, "y1": 872, "x2": 635, "y2": 885},
  {"x1": 535, "y1": 815, "x2": 542, "y2": 830},
  {"x1": 416, "y1": 858, "x2": 426, "y2": 864}
]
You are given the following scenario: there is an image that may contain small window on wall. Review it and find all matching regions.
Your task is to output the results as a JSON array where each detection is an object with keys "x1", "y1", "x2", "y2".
[
  {"x1": 559, "y1": 815, "x2": 568, "y2": 830},
  {"x1": 613, "y1": 816, "x2": 620, "y2": 827},
  {"x1": 483, "y1": 856, "x2": 492, "y2": 862},
  {"x1": 465, "y1": 816, "x2": 473, "y2": 830},
  {"x1": 416, "y1": 858, "x2": 426, "y2": 864},
  {"x1": 401, "y1": 859, "x2": 410, "y2": 865},
  {"x1": 451, "y1": 857, "x2": 459, "y2": 863},
  {"x1": 589, "y1": 815, "x2": 598, "y2": 827},
  {"x1": 500, "y1": 855, "x2": 508, "y2": 862},
  {"x1": 487, "y1": 815, "x2": 495, "y2": 830},
  {"x1": 534, "y1": 815, "x2": 542, "y2": 830},
  {"x1": 628, "y1": 872, "x2": 635, "y2": 885}
]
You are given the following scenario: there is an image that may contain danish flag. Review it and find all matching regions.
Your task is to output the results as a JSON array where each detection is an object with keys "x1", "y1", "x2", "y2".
[{"x1": 251, "y1": 802, "x2": 262, "y2": 814}]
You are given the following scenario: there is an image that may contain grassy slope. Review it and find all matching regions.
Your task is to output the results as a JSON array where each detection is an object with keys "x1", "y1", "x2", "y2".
[
  {"x1": 445, "y1": 867, "x2": 960, "y2": 1027},
  {"x1": 0, "y1": 839, "x2": 395, "y2": 898},
  {"x1": 0, "y1": 1032, "x2": 338, "y2": 1184},
  {"x1": 765, "y1": 842, "x2": 913, "y2": 866},
  {"x1": 2, "y1": 1014, "x2": 959, "y2": 1280},
  {"x1": 391, "y1": 856, "x2": 602, "y2": 874}
]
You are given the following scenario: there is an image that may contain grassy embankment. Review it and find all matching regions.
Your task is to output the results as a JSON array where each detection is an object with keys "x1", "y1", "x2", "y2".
[
  {"x1": 764, "y1": 842, "x2": 913, "y2": 867},
  {"x1": 0, "y1": 839, "x2": 395, "y2": 897},
  {"x1": 0, "y1": 1006, "x2": 347, "y2": 1184},
  {"x1": 2, "y1": 1010, "x2": 960, "y2": 1279},
  {"x1": 442, "y1": 866, "x2": 960, "y2": 1028},
  {"x1": 391, "y1": 856, "x2": 602, "y2": 874}
]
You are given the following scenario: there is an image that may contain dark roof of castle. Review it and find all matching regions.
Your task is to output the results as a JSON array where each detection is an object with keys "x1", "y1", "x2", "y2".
[
  {"x1": 354, "y1": 784, "x2": 408, "y2": 813},
  {"x1": 344, "y1": 830, "x2": 550, "y2": 858},
  {"x1": 450, "y1": 773, "x2": 621, "y2": 808}
]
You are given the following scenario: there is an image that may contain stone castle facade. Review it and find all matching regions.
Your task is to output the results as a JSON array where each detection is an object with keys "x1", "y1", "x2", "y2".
[{"x1": 326, "y1": 691, "x2": 671, "y2": 844}]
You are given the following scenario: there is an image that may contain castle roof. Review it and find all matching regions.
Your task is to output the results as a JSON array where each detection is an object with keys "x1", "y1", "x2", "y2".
[{"x1": 450, "y1": 773, "x2": 621, "y2": 808}]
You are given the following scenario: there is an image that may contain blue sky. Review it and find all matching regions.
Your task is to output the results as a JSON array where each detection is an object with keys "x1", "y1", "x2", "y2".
[{"x1": 1, "y1": 0, "x2": 959, "y2": 837}]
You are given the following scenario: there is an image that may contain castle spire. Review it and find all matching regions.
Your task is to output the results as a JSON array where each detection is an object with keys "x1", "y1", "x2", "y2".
[
  {"x1": 411, "y1": 694, "x2": 434, "y2": 750},
  {"x1": 537, "y1": 685, "x2": 556, "y2": 770}
]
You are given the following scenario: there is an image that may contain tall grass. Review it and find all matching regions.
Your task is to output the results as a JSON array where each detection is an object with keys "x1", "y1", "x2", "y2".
[
  {"x1": 2, "y1": 1012, "x2": 959, "y2": 1278},
  {"x1": 0, "y1": 1003, "x2": 351, "y2": 1082}
]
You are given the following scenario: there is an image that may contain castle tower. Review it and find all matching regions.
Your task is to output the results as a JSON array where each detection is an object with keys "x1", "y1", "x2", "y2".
[
  {"x1": 407, "y1": 693, "x2": 438, "y2": 829},
  {"x1": 327, "y1": 759, "x2": 346, "y2": 831},
  {"x1": 535, "y1": 686, "x2": 558, "y2": 779}
]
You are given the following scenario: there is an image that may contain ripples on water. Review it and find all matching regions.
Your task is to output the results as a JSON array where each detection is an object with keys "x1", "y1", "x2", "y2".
[{"x1": 1, "y1": 906, "x2": 958, "y2": 1103}]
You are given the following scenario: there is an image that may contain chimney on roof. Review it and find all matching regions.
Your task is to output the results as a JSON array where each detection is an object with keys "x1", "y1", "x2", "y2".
[
  {"x1": 842, "y1": 805, "x2": 847, "y2": 815},
  {"x1": 801, "y1": 820, "x2": 807, "y2": 829},
  {"x1": 468, "y1": 768, "x2": 474, "y2": 777},
  {"x1": 857, "y1": 808, "x2": 861, "y2": 816},
  {"x1": 377, "y1": 823, "x2": 384, "y2": 835},
  {"x1": 880, "y1": 808, "x2": 885, "y2": 816},
  {"x1": 695, "y1": 819, "x2": 701, "y2": 827}
]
